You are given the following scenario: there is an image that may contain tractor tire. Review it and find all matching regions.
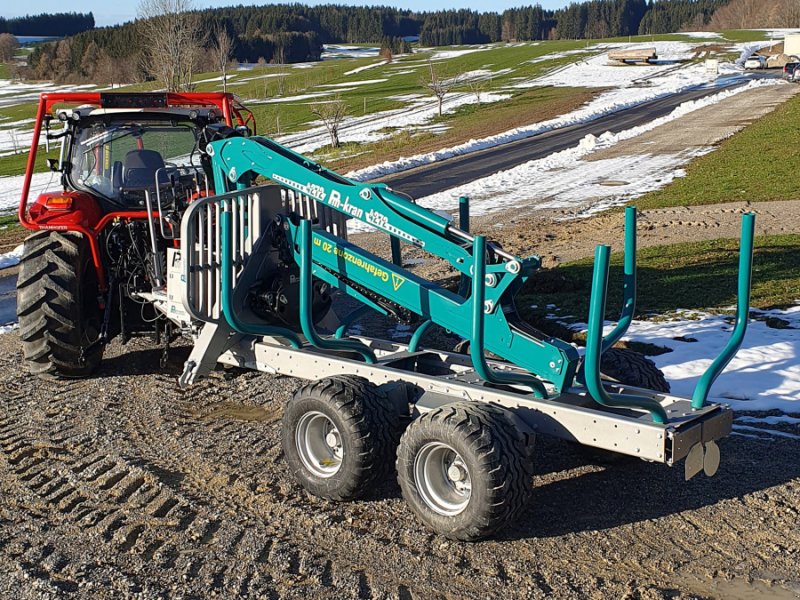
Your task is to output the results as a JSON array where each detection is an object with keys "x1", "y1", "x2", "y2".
[
  {"x1": 396, "y1": 402, "x2": 534, "y2": 542},
  {"x1": 282, "y1": 375, "x2": 403, "y2": 501},
  {"x1": 16, "y1": 231, "x2": 103, "y2": 378},
  {"x1": 600, "y1": 347, "x2": 670, "y2": 393}
]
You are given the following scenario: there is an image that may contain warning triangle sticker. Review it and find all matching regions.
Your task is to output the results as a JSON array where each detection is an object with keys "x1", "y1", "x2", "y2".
[{"x1": 391, "y1": 274, "x2": 406, "y2": 292}]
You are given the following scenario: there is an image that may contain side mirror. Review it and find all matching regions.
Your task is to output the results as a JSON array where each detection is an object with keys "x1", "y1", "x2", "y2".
[{"x1": 46, "y1": 158, "x2": 59, "y2": 172}]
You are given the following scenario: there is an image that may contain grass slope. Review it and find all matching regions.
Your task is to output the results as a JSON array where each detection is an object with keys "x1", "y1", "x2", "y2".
[
  {"x1": 636, "y1": 91, "x2": 800, "y2": 209},
  {"x1": 520, "y1": 234, "x2": 800, "y2": 342}
]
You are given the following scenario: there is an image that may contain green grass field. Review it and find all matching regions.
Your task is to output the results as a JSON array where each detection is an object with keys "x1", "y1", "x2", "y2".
[{"x1": 636, "y1": 92, "x2": 800, "y2": 209}]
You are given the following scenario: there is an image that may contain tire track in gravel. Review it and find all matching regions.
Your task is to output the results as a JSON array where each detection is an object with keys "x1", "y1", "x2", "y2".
[
  {"x1": 3, "y1": 337, "x2": 800, "y2": 599},
  {"x1": 98, "y1": 360, "x2": 572, "y2": 599}
]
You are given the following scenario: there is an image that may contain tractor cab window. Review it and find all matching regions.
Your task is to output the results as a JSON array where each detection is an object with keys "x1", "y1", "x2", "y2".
[{"x1": 71, "y1": 121, "x2": 199, "y2": 204}]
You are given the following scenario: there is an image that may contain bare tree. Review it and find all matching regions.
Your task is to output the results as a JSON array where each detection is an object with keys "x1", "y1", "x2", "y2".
[
  {"x1": 137, "y1": 0, "x2": 204, "y2": 92},
  {"x1": 467, "y1": 77, "x2": 489, "y2": 108},
  {"x1": 310, "y1": 96, "x2": 348, "y2": 149},
  {"x1": 422, "y1": 60, "x2": 460, "y2": 117},
  {"x1": 211, "y1": 26, "x2": 234, "y2": 93},
  {"x1": 0, "y1": 33, "x2": 19, "y2": 63},
  {"x1": 773, "y1": 0, "x2": 800, "y2": 28}
]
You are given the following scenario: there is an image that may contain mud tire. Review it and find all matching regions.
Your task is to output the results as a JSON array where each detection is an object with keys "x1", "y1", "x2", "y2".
[
  {"x1": 600, "y1": 347, "x2": 670, "y2": 393},
  {"x1": 396, "y1": 402, "x2": 534, "y2": 542},
  {"x1": 282, "y1": 375, "x2": 403, "y2": 501},
  {"x1": 16, "y1": 231, "x2": 103, "y2": 378}
]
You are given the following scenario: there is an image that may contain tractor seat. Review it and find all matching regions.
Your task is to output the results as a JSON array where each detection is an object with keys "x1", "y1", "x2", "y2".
[{"x1": 121, "y1": 149, "x2": 169, "y2": 190}]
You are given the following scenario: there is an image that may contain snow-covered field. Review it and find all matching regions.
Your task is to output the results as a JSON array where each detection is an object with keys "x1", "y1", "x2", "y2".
[
  {"x1": 346, "y1": 41, "x2": 763, "y2": 183},
  {"x1": 278, "y1": 90, "x2": 511, "y2": 153},
  {"x1": 0, "y1": 171, "x2": 58, "y2": 215}
]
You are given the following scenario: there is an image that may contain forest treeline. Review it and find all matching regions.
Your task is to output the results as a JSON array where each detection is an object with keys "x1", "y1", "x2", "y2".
[
  {"x1": 0, "y1": 13, "x2": 94, "y2": 37},
  {"x1": 26, "y1": 1, "x2": 732, "y2": 84}
]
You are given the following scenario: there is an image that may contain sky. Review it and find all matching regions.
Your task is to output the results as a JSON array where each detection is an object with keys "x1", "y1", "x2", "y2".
[{"x1": 7, "y1": 1, "x2": 574, "y2": 28}]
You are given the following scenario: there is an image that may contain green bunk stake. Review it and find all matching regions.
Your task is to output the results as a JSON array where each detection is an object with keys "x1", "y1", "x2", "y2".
[
  {"x1": 408, "y1": 319, "x2": 434, "y2": 353},
  {"x1": 470, "y1": 235, "x2": 548, "y2": 399},
  {"x1": 585, "y1": 245, "x2": 668, "y2": 424},
  {"x1": 691, "y1": 212, "x2": 756, "y2": 409},
  {"x1": 602, "y1": 205, "x2": 637, "y2": 353},
  {"x1": 298, "y1": 219, "x2": 377, "y2": 364},
  {"x1": 403, "y1": 196, "x2": 475, "y2": 353},
  {"x1": 219, "y1": 206, "x2": 302, "y2": 349},
  {"x1": 334, "y1": 305, "x2": 374, "y2": 339}
]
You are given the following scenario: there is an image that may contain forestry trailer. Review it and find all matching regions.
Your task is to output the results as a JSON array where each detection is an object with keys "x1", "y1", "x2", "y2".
[{"x1": 17, "y1": 92, "x2": 754, "y2": 540}]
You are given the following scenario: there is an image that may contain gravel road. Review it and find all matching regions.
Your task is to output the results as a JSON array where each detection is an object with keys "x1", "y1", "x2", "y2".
[{"x1": 1, "y1": 330, "x2": 799, "y2": 599}]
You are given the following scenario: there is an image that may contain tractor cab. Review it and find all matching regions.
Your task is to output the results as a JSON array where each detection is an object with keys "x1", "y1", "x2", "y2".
[{"x1": 58, "y1": 107, "x2": 220, "y2": 212}]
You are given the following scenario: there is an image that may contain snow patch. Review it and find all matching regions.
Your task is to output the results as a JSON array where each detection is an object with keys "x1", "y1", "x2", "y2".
[
  {"x1": 430, "y1": 46, "x2": 493, "y2": 60},
  {"x1": 280, "y1": 91, "x2": 510, "y2": 154},
  {"x1": 569, "y1": 306, "x2": 800, "y2": 415},
  {"x1": 0, "y1": 244, "x2": 23, "y2": 269},
  {"x1": 319, "y1": 79, "x2": 388, "y2": 88},
  {"x1": 344, "y1": 61, "x2": 388, "y2": 76},
  {"x1": 0, "y1": 171, "x2": 59, "y2": 214}
]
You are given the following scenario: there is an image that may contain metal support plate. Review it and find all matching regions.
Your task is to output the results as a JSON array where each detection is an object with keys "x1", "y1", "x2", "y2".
[{"x1": 210, "y1": 335, "x2": 733, "y2": 467}]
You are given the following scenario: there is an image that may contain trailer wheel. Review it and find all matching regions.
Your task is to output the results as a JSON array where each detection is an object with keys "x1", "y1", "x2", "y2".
[
  {"x1": 282, "y1": 375, "x2": 402, "y2": 501},
  {"x1": 601, "y1": 347, "x2": 670, "y2": 393},
  {"x1": 16, "y1": 231, "x2": 103, "y2": 378},
  {"x1": 396, "y1": 402, "x2": 534, "y2": 541}
]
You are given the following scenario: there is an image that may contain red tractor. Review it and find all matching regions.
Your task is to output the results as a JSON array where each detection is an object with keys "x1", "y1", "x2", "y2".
[{"x1": 17, "y1": 92, "x2": 253, "y2": 377}]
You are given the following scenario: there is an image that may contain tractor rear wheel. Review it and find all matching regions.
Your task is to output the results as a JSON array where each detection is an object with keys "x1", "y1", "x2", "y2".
[
  {"x1": 396, "y1": 402, "x2": 534, "y2": 541},
  {"x1": 16, "y1": 231, "x2": 103, "y2": 378},
  {"x1": 282, "y1": 375, "x2": 403, "y2": 501}
]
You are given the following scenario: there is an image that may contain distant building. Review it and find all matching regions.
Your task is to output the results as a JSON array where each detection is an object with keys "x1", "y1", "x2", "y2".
[{"x1": 786, "y1": 33, "x2": 800, "y2": 58}]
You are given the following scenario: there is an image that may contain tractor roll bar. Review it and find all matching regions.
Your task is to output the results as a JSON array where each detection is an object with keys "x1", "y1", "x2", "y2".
[{"x1": 18, "y1": 92, "x2": 251, "y2": 290}]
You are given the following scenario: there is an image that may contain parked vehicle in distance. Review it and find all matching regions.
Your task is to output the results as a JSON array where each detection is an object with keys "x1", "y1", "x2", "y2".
[
  {"x1": 793, "y1": 68, "x2": 800, "y2": 83},
  {"x1": 783, "y1": 62, "x2": 799, "y2": 79},
  {"x1": 744, "y1": 56, "x2": 766, "y2": 70}
]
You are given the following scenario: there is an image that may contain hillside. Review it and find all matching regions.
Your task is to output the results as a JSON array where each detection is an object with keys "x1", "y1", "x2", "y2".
[{"x1": 25, "y1": 0, "x2": 731, "y2": 83}]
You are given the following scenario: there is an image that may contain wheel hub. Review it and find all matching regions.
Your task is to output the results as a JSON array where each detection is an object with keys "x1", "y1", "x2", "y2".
[
  {"x1": 414, "y1": 442, "x2": 472, "y2": 516},
  {"x1": 295, "y1": 411, "x2": 343, "y2": 478}
]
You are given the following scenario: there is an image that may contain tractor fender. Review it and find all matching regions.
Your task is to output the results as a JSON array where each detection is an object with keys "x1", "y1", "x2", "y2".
[{"x1": 28, "y1": 191, "x2": 103, "y2": 231}]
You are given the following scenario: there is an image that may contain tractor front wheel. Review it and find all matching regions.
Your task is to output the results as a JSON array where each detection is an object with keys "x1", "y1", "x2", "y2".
[{"x1": 16, "y1": 231, "x2": 103, "y2": 378}]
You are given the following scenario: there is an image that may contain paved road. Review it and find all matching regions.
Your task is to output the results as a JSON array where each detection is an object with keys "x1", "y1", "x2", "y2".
[{"x1": 379, "y1": 74, "x2": 771, "y2": 198}]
